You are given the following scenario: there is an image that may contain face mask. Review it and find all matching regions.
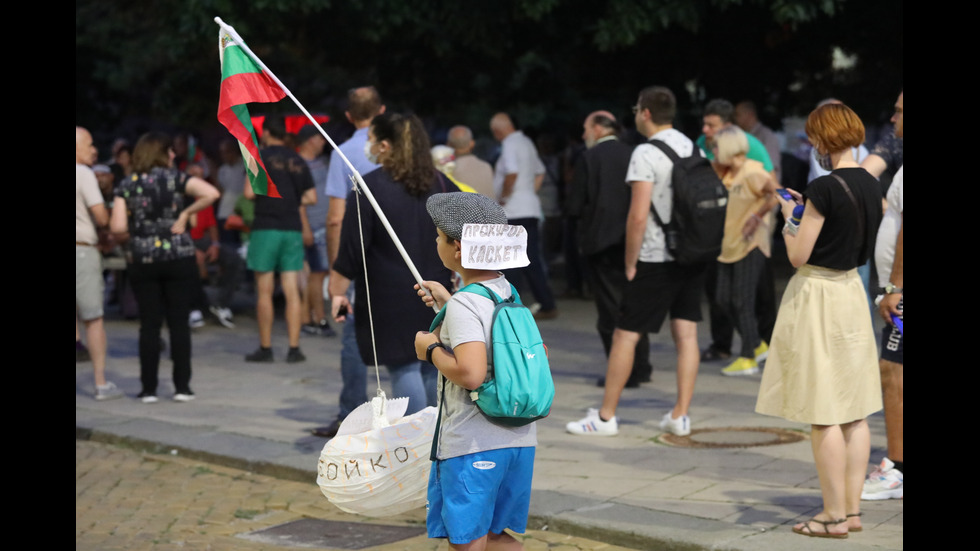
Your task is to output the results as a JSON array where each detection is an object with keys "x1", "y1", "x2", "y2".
[
  {"x1": 815, "y1": 150, "x2": 833, "y2": 171},
  {"x1": 363, "y1": 140, "x2": 379, "y2": 164}
]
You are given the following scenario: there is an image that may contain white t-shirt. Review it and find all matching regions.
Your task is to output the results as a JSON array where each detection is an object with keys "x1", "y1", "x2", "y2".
[
  {"x1": 216, "y1": 159, "x2": 245, "y2": 220},
  {"x1": 76, "y1": 163, "x2": 104, "y2": 245},
  {"x1": 434, "y1": 275, "x2": 537, "y2": 460},
  {"x1": 493, "y1": 131, "x2": 545, "y2": 220},
  {"x1": 875, "y1": 165, "x2": 903, "y2": 284},
  {"x1": 808, "y1": 144, "x2": 869, "y2": 183},
  {"x1": 625, "y1": 128, "x2": 696, "y2": 263}
]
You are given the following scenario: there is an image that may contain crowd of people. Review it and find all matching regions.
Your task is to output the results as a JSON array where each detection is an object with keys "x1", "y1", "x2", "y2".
[{"x1": 76, "y1": 84, "x2": 903, "y2": 546}]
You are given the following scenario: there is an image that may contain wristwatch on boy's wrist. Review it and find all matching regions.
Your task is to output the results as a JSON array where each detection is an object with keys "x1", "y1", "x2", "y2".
[{"x1": 426, "y1": 342, "x2": 445, "y2": 364}]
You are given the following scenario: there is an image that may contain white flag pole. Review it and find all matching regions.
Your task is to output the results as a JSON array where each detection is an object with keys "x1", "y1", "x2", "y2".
[{"x1": 215, "y1": 17, "x2": 437, "y2": 310}]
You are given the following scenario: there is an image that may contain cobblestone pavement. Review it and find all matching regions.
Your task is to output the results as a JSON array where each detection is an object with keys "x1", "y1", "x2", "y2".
[{"x1": 77, "y1": 440, "x2": 643, "y2": 551}]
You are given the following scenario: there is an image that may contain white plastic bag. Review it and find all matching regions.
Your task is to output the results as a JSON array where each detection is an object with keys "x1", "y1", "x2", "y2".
[{"x1": 316, "y1": 394, "x2": 437, "y2": 517}]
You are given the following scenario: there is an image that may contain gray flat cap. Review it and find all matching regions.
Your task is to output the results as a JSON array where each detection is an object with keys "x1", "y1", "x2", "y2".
[{"x1": 426, "y1": 192, "x2": 507, "y2": 241}]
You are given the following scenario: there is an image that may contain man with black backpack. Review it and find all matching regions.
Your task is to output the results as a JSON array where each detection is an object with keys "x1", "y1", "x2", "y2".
[{"x1": 567, "y1": 86, "x2": 708, "y2": 437}]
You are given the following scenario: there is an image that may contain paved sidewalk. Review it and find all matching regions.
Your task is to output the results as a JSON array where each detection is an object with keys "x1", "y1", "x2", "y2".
[
  {"x1": 76, "y1": 288, "x2": 902, "y2": 550},
  {"x1": 77, "y1": 439, "x2": 644, "y2": 550}
]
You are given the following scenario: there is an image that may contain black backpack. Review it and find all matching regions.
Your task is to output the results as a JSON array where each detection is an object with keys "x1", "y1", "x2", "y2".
[{"x1": 648, "y1": 140, "x2": 728, "y2": 265}]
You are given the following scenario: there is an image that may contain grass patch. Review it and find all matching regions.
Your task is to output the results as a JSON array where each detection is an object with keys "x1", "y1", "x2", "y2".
[{"x1": 234, "y1": 509, "x2": 260, "y2": 520}]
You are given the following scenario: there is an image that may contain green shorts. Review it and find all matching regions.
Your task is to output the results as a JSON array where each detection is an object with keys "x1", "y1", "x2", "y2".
[{"x1": 247, "y1": 229, "x2": 304, "y2": 272}]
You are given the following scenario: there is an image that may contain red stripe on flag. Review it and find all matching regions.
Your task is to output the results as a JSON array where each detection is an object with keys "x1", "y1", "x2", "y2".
[
  {"x1": 218, "y1": 109, "x2": 280, "y2": 198},
  {"x1": 218, "y1": 71, "x2": 285, "y2": 112},
  {"x1": 217, "y1": 71, "x2": 286, "y2": 198}
]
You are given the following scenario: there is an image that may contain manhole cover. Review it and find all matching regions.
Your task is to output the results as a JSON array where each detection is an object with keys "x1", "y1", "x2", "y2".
[
  {"x1": 239, "y1": 518, "x2": 425, "y2": 549},
  {"x1": 657, "y1": 426, "x2": 807, "y2": 448}
]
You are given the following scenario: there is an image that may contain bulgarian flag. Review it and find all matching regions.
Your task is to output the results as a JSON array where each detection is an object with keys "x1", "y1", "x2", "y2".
[{"x1": 217, "y1": 30, "x2": 286, "y2": 197}]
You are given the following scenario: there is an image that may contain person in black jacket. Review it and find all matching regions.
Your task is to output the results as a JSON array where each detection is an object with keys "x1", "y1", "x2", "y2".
[
  {"x1": 329, "y1": 112, "x2": 458, "y2": 415},
  {"x1": 566, "y1": 111, "x2": 652, "y2": 388}
]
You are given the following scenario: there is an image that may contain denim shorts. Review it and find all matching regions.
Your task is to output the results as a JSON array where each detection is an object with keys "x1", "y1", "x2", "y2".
[{"x1": 305, "y1": 227, "x2": 328, "y2": 272}]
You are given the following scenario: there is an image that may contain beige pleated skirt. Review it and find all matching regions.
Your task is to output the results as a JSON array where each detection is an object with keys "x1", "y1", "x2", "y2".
[{"x1": 755, "y1": 265, "x2": 882, "y2": 425}]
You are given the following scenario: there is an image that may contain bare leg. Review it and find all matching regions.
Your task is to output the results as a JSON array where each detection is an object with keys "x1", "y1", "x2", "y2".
[
  {"x1": 487, "y1": 531, "x2": 523, "y2": 551},
  {"x1": 280, "y1": 271, "x2": 302, "y2": 348},
  {"x1": 670, "y1": 319, "x2": 699, "y2": 418},
  {"x1": 798, "y1": 424, "x2": 848, "y2": 536},
  {"x1": 254, "y1": 272, "x2": 275, "y2": 348},
  {"x1": 307, "y1": 271, "x2": 327, "y2": 323},
  {"x1": 85, "y1": 317, "x2": 108, "y2": 387},
  {"x1": 449, "y1": 530, "x2": 524, "y2": 551},
  {"x1": 298, "y1": 263, "x2": 312, "y2": 325},
  {"x1": 195, "y1": 249, "x2": 208, "y2": 280},
  {"x1": 450, "y1": 534, "x2": 487, "y2": 551},
  {"x1": 599, "y1": 328, "x2": 641, "y2": 421},
  {"x1": 880, "y1": 359, "x2": 903, "y2": 462},
  {"x1": 842, "y1": 418, "x2": 870, "y2": 530}
]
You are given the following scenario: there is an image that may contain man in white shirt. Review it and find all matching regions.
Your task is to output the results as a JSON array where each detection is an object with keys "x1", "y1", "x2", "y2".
[
  {"x1": 567, "y1": 86, "x2": 705, "y2": 437},
  {"x1": 76, "y1": 126, "x2": 122, "y2": 401},
  {"x1": 490, "y1": 112, "x2": 557, "y2": 319},
  {"x1": 863, "y1": 91, "x2": 903, "y2": 501}
]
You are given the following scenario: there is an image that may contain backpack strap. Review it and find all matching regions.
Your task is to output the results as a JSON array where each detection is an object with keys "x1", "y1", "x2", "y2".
[
  {"x1": 471, "y1": 282, "x2": 519, "y2": 305},
  {"x1": 429, "y1": 305, "x2": 448, "y2": 332},
  {"x1": 429, "y1": 282, "x2": 521, "y2": 332},
  {"x1": 430, "y1": 375, "x2": 447, "y2": 461},
  {"x1": 645, "y1": 140, "x2": 678, "y2": 229},
  {"x1": 648, "y1": 139, "x2": 681, "y2": 164}
]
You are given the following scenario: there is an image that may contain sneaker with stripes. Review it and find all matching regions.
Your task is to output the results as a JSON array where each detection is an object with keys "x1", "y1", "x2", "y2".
[{"x1": 566, "y1": 408, "x2": 618, "y2": 436}]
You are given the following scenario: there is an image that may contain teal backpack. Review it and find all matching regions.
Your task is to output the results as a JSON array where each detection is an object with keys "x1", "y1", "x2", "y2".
[{"x1": 429, "y1": 282, "x2": 554, "y2": 427}]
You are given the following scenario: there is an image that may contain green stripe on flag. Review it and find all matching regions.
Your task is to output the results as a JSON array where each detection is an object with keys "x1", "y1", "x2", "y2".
[
  {"x1": 220, "y1": 44, "x2": 264, "y2": 80},
  {"x1": 217, "y1": 30, "x2": 286, "y2": 198}
]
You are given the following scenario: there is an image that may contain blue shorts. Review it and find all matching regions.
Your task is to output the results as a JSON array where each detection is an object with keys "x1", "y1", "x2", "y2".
[{"x1": 427, "y1": 447, "x2": 534, "y2": 544}]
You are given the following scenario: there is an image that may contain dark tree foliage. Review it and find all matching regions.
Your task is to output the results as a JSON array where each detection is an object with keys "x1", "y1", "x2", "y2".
[{"x1": 76, "y1": 0, "x2": 901, "y2": 152}]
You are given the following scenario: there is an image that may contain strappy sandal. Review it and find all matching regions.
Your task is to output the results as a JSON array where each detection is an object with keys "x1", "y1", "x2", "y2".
[
  {"x1": 793, "y1": 516, "x2": 849, "y2": 539},
  {"x1": 847, "y1": 512, "x2": 863, "y2": 532}
]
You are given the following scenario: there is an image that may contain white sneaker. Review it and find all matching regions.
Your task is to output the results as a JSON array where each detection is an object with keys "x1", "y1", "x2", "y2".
[
  {"x1": 566, "y1": 408, "x2": 618, "y2": 436},
  {"x1": 659, "y1": 412, "x2": 691, "y2": 436},
  {"x1": 173, "y1": 393, "x2": 196, "y2": 402},
  {"x1": 209, "y1": 306, "x2": 235, "y2": 328},
  {"x1": 861, "y1": 457, "x2": 903, "y2": 500},
  {"x1": 189, "y1": 310, "x2": 205, "y2": 328},
  {"x1": 95, "y1": 381, "x2": 124, "y2": 401}
]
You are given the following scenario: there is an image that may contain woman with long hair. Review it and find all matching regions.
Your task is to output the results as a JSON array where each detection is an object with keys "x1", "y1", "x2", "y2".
[
  {"x1": 328, "y1": 112, "x2": 458, "y2": 415},
  {"x1": 111, "y1": 132, "x2": 219, "y2": 403},
  {"x1": 755, "y1": 103, "x2": 883, "y2": 539}
]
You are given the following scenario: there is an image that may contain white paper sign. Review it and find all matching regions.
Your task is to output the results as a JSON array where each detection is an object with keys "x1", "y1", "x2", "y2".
[{"x1": 460, "y1": 224, "x2": 529, "y2": 270}]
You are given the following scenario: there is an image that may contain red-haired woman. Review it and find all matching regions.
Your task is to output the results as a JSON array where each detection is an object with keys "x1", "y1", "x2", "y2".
[{"x1": 755, "y1": 103, "x2": 883, "y2": 539}]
